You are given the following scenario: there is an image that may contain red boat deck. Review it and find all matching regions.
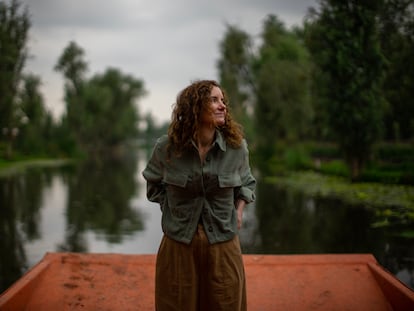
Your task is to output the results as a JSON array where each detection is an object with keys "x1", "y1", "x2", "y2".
[{"x1": 1, "y1": 253, "x2": 413, "y2": 310}]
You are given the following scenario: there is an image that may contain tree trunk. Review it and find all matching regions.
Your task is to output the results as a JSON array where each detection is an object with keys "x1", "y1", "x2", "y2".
[
  {"x1": 350, "y1": 157, "x2": 362, "y2": 181},
  {"x1": 5, "y1": 139, "x2": 13, "y2": 159}
]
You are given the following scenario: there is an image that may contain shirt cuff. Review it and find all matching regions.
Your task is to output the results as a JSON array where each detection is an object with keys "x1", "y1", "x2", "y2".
[{"x1": 237, "y1": 187, "x2": 255, "y2": 203}]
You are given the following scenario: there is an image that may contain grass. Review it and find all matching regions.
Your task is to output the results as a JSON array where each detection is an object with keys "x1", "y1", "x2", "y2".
[{"x1": 0, "y1": 158, "x2": 74, "y2": 177}]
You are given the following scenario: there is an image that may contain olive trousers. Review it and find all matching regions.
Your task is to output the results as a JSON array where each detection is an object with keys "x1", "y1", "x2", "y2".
[{"x1": 155, "y1": 224, "x2": 247, "y2": 311}]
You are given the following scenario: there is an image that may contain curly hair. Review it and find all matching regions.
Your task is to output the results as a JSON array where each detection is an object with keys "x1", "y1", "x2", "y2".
[{"x1": 167, "y1": 80, "x2": 244, "y2": 156}]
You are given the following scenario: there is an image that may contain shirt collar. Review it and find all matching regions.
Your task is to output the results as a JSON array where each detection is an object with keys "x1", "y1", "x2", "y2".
[
  {"x1": 214, "y1": 130, "x2": 227, "y2": 152},
  {"x1": 190, "y1": 130, "x2": 227, "y2": 152}
]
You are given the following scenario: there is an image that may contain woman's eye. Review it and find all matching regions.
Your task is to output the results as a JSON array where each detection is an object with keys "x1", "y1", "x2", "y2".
[{"x1": 212, "y1": 97, "x2": 223, "y2": 103}]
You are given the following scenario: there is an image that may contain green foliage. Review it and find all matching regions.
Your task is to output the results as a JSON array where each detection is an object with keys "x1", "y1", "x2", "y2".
[
  {"x1": 90, "y1": 68, "x2": 146, "y2": 145},
  {"x1": 254, "y1": 15, "x2": 312, "y2": 148},
  {"x1": 140, "y1": 113, "x2": 168, "y2": 152},
  {"x1": 54, "y1": 41, "x2": 88, "y2": 93},
  {"x1": 257, "y1": 141, "x2": 320, "y2": 175},
  {"x1": 305, "y1": 142, "x2": 341, "y2": 159},
  {"x1": 374, "y1": 142, "x2": 414, "y2": 161},
  {"x1": 15, "y1": 74, "x2": 49, "y2": 155},
  {"x1": 217, "y1": 25, "x2": 255, "y2": 141},
  {"x1": 63, "y1": 158, "x2": 144, "y2": 246},
  {"x1": 309, "y1": 142, "x2": 414, "y2": 184},
  {"x1": 0, "y1": 0, "x2": 30, "y2": 158},
  {"x1": 249, "y1": 15, "x2": 313, "y2": 172},
  {"x1": 379, "y1": 0, "x2": 414, "y2": 141},
  {"x1": 55, "y1": 42, "x2": 146, "y2": 157},
  {"x1": 49, "y1": 117, "x2": 81, "y2": 157},
  {"x1": 306, "y1": 0, "x2": 386, "y2": 179},
  {"x1": 319, "y1": 160, "x2": 350, "y2": 178},
  {"x1": 262, "y1": 140, "x2": 414, "y2": 185},
  {"x1": 217, "y1": 16, "x2": 313, "y2": 169},
  {"x1": 360, "y1": 142, "x2": 414, "y2": 184},
  {"x1": 266, "y1": 171, "x2": 414, "y2": 227},
  {"x1": 360, "y1": 168, "x2": 407, "y2": 184},
  {"x1": 283, "y1": 145, "x2": 313, "y2": 171}
]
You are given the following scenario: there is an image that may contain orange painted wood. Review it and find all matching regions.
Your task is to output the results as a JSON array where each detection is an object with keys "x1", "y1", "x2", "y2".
[{"x1": 1, "y1": 253, "x2": 413, "y2": 310}]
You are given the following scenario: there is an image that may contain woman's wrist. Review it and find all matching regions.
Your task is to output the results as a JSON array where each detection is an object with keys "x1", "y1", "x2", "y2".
[{"x1": 236, "y1": 199, "x2": 246, "y2": 210}]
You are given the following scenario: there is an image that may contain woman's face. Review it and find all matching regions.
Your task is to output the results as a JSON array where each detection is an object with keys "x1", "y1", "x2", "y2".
[{"x1": 201, "y1": 86, "x2": 226, "y2": 127}]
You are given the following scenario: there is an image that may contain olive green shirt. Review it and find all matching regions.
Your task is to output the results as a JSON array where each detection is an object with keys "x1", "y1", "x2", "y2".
[{"x1": 142, "y1": 131, "x2": 256, "y2": 245}]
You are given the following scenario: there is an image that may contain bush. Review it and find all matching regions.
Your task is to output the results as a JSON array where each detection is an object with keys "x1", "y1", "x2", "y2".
[
  {"x1": 258, "y1": 141, "x2": 414, "y2": 185},
  {"x1": 283, "y1": 145, "x2": 313, "y2": 170},
  {"x1": 305, "y1": 141, "x2": 341, "y2": 159},
  {"x1": 319, "y1": 160, "x2": 350, "y2": 178},
  {"x1": 373, "y1": 142, "x2": 414, "y2": 162}
]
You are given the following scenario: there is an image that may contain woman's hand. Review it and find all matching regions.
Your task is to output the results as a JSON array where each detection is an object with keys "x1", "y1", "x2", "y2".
[{"x1": 235, "y1": 199, "x2": 246, "y2": 230}]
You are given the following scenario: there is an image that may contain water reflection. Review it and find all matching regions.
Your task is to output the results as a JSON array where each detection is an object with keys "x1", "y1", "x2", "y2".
[
  {"x1": 0, "y1": 176, "x2": 27, "y2": 292},
  {"x1": 57, "y1": 157, "x2": 144, "y2": 252},
  {"x1": 1, "y1": 157, "x2": 413, "y2": 293},
  {"x1": 0, "y1": 154, "x2": 152, "y2": 292},
  {"x1": 241, "y1": 179, "x2": 414, "y2": 289},
  {"x1": 255, "y1": 182, "x2": 384, "y2": 254}
]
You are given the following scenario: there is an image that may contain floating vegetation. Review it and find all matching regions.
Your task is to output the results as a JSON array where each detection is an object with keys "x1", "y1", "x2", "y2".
[
  {"x1": 265, "y1": 171, "x2": 414, "y2": 235},
  {"x1": 0, "y1": 159, "x2": 74, "y2": 177}
]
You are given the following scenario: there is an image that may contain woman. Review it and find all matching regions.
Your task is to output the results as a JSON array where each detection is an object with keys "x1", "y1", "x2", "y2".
[{"x1": 142, "y1": 80, "x2": 256, "y2": 310}]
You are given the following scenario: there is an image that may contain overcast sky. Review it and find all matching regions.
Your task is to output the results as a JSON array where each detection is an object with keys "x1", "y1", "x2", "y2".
[{"x1": 19, "y1": 0, "x2": 317, "y2": 124}]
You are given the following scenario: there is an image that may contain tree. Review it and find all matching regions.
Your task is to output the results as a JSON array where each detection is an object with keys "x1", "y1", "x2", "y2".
[
  {"x1": 0, "y1": 0, "x2": 30, "y2": 158},
  {"x1": 54, "y1": 41, "x2": 88, "y2": 95},
  {"x1": 16, "y1": 74, "x2": 51, "y2": 154},
  {"x1": 55, "y1": 42, "x2": 146, "y2": 157},
  {"x1": 379, "y1": 0, "x2": 414, "y2": 141},
  {"x1": 54, "y1": 41, "x2": 88, "y2": 141},
  {"x1": 217, "y1": 25, "x2": 255, "y2": 140},
  {"x1": 141, "y1": 112, "x2": 168, "y2": 152},
  {"x1": 82, "y1": 68, "x2": 146, "y2": 156},
  {"x1": 253, "y1": 15, "x2": 313, "y2": 169},
  {"x1": 306, "y1": 0, "x2": 386, "y2": 179}
]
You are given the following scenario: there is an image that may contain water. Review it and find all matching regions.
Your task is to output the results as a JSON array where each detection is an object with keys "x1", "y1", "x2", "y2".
[{"x1": 0, "y1": 152, "x2": 413, "y2": 293}]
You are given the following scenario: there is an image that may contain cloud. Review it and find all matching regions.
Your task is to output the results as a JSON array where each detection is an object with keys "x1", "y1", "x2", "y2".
[{"x1": 20, "y1": 0, "x2": 316, "y2": 124}]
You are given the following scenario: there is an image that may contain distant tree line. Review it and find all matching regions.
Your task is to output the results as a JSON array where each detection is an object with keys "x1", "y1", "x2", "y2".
[
  {"x1": 0, "y1": 0, "x2": 147, "y2": 160},
  {"x1": 1, "y1": 0, "x2": 413, "y2": 181},
  {"x1": 54, "y1": 41, "x2": 146, "y2": 158},
  {"x1": 217, "y1": 0, "x2": 414, "y2": 179}
]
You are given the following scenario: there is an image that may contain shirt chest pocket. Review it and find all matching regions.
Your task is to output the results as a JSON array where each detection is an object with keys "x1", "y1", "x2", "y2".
[
  {"x1": 214, "y1": 173, "x2": 242, "y2": 200},
  {"x1": 163, "y1": 172, "x2": 195, "y2": 200},
  {"x1": 218, "y1": 173, "x2": 242, "y2": 188},
  {"x1": 164, "y1": 172, "x2": 188, "y2": 188}
]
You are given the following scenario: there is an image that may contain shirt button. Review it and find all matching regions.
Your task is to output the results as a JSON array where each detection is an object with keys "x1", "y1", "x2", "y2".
[{"x1": 208, "y1": 226, "x2": 213, "y2": 232}]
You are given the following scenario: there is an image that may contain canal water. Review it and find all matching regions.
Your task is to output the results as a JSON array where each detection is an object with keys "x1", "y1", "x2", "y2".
[{"x1": 0, "y1": 152, "x2": 413, "y2": 293}]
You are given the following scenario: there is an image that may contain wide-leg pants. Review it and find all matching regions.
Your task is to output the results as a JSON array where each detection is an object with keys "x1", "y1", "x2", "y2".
[{"x1": 155, "y1": 224, "x2": 247, "y2": 311}]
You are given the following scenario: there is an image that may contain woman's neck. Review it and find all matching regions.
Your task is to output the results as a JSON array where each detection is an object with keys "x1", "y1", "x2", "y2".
[{"x1": 196, "y1": 126, "x2": 215, "y2": 148}]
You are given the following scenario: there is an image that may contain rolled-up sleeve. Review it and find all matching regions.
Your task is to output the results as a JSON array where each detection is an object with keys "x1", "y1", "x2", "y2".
[
  {"x1": 237, "y1": 140, "x2": 256, "y2": 203},
  {"x1": 142, "y1": 138, "x2": 165, "y2": 204}
]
